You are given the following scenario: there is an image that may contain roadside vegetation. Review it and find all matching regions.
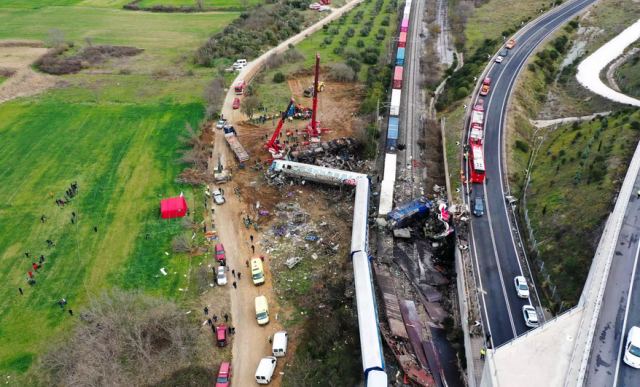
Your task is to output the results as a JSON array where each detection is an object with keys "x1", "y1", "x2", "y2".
[
  {"x1": 615, "y1": 48, "x2": 640, "y2": 98},
  {"x1": 439, "y1": 0, "x2": 548, "y2": 194},
  {"x1": 505, "y1": 0, "x2": 640, "y2": 307}
]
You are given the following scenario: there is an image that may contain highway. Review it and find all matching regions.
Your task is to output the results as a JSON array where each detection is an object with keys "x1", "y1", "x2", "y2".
[
  {"x1": 585, "y1": 174, "x2": 640, "y2": 385},
  {"x1": 466, "y1": 0, "x2": 597, "y2": 347}
]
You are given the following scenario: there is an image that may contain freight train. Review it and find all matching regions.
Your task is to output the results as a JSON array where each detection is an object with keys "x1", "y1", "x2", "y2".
[{"x1": 379, "y1": 0, "x2": 413, "y2": 217}]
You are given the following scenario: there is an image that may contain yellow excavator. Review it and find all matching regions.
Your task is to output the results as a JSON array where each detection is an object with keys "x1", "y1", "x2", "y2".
[{"x1": 303, "y1": 81, "x2": 325, "y2": 97}]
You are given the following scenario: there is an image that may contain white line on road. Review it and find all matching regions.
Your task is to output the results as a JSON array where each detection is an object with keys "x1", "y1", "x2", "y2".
[{"x1": 613, "y1": 226, "x2": 640, "y2": 385}]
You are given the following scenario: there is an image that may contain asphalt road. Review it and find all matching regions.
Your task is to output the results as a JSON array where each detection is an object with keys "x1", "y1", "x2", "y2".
[
  {"x1": 467, "y1": 0, "x2": 597, "y2": 347},
  {"x1": 585, "y1": 174, "x2": 640, "y2": 386}
]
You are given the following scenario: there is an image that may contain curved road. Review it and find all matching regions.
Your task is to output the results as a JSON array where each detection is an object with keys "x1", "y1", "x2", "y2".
[{"x1": 466, "y1": 0, "x2": 597, "y2": 347}]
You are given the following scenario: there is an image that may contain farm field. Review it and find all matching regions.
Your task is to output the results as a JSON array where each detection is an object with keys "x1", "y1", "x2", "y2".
[
  {"x1": 253, "y1": 0, "x2": 398, "y2": 112},
  {"x1": 0, "y1": 87, "x2": 204, "y2": 377},
  {"x1": 0, "y1": 0, "x2": 244, "y2": 380}
]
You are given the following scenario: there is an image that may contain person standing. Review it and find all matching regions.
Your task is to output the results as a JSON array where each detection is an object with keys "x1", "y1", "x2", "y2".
[
  {"x1": 251, "y1": 245, "x2": 255, "y2": 254},
  {"x1": 18, "y1": 288, "x2": 23, "y2": 295},
  {"x1": 224, "y1": 313, "x2": 229, "y2": 322},
  {"x1": 68, "y1": 309, "x2": 73, "y2": 316},
  {"x1": 238, "y1": 272, "x2": 241, "y2": 280},
  {"x1": 204, "y1": 306, "x2": 209, "y2": 315},
  {"x1": 232, "y1": 281, "x2": 237, "y2": 289}
]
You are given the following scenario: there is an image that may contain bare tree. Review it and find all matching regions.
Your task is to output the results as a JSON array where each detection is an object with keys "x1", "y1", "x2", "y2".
[
  {"x1": 196, "y1": 0, "x2": 205, "y2": 10},
  {"x1": 36, "y1": 290, "x2": 199, "y2": 387},
  {"x1": 241, "y1": 96, "x2": 261, "y2": 119},
  {"x1": 46, "y1": 28, "x2": 66, "y2": 48},
  {"x1": 203, "y1": 77, "x2": 226, "y2": 119}
]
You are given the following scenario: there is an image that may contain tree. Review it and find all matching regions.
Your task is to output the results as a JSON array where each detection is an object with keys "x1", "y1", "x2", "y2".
[
  {"x1": 203, "y1": 77, "x2": 225, "y2": 119},
  {"x1": 328, "y1": 63, "x2": 355, "y2": 82},
  {"x1": 241, "y1": 96, "x2": 261, "y2": 119},
  {"x1": 196, "y1": 0, "x2": 204, "y2": 10},
  {"x1": 273, "y1": 72, "x2": 285, "y2": 83},
  {"x1": 36, "y1": 290, "x2": 199, "y2": 386},
  {"x1": 46, "y1": 28, "x2": 66, "y2": 48}
]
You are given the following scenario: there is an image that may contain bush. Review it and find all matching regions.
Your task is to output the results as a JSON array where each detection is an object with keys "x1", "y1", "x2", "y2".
[
  {"x1": 328, "y1": 63, "x2": 355, "y2": 82},
  {"x1": 515, "y1": 140, "x2": 530, "y2": 153},
  {"x1": 356, "y1": 39, "x2": 365, "y2": 48},
  {"x1": 345, "y1": 28, "x2": 355, "y2": 38},
  {"x1": 273, "y1": 72, "x2": 286, "y2": 83},
  {"x1": 454, "y1": 86, "x2": 469, "y2": 99}
]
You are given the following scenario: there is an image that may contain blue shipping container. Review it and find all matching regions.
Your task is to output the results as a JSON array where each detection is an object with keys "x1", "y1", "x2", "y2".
[
  {"x1": 396, "y1": 48, "x2": 405, "y2": 66},
  {"x1": 387, "y1": 117, "x2": 399, "y2": 140},
  {"x1": 386, "y1": 197, "x2": 433, "y2": 228}
]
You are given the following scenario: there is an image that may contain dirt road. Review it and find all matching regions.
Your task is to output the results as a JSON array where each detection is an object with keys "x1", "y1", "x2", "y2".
[{"x1": 208, "y1": 1, "x2": 367, "y2": 384}]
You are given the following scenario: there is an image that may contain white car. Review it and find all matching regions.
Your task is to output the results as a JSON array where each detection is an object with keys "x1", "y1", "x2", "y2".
[
  {"x1": 514, "y1": 276, "x2": 530, "y2": 298},
  {"x1": 213, "y1": 189, "x2": 225, "y2": 205},
  {"x1": 522, "y1": 305, "x2": 539, "y2": 328},
  {"x1": 495, "y1": 55, "x2": 504, "y2": 63},
  {"x1": 215, "y1": 119, "x2": 227, "y2": 129},
  {"x1": 216, "y1": 266, "x2": 227, "y2": 286},
  {"x1": 624, "y1": 326, "x2": 640, "y2": 368}
]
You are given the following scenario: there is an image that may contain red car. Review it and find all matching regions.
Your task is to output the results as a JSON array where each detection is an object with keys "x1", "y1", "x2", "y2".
[
  {"x1": 216, "y1": 324, "x2": 228, "y2": 347},
  {"x1": 215, "y1": 361, "x2": 232, "y2": 387},
  {"x1": 215, "y1": 243, "x2": 226, "y2": 264},
  {"x1": 232, "y1": 98, "x2": 240, "y2": 110}
]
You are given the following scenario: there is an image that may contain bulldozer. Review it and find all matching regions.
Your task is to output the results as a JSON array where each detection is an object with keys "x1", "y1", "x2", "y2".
[{"x1": 303, "y1": 81, "x2": 325, "y2": 97}]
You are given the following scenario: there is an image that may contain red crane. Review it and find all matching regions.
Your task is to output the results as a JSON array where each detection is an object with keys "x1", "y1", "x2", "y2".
[
  {"x1": 307, "y1": 53, "x2": 322, "y2": 139},
  {"x1": 265, "y1": 98, "x2": 296, "y2": 159}
]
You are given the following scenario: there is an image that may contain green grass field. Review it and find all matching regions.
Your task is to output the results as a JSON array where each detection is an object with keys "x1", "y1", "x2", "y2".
[
  {"x1": 463, "y1": 0, "x2": 547, "y2": 52},
  {"x1": 0, "y1": 0, "x2": 243, "y2": 378},
  {"x1": 0, "y1": 87, "x2": 205, "y2": 376}
]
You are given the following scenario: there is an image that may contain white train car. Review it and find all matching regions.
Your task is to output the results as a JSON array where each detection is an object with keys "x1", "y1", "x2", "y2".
[
  {"x1": 351, "y1": 178, "x2": 370, "y2": 253},
  {"x1": 390, "y1": 89, "x2": 402, "y2": 116},
  {"x1": 378, "y1": 153, "x2": 397, "y2": 217},
  {"x1": 352, "y1": 250, "x2": 385, "y2": 377}
]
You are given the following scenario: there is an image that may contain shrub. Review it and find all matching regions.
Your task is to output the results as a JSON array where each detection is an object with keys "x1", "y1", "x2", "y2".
[
  {"x1": 273, "y1": 72, "x2": 286, "y2": 83},
  {"x1": 323, "y1": 37, "x2": 333, "y2": 45},
  {"x1": 356, "y1": 39, "x2": 365, "y2": 48},
  {"x1": 328, "y1": 63, "x2": 355, "y2": 82},
  {"x1": 515, "y1": 140, "x2": 530, "y2": 153},
  {"x1": 345, "y1": 28, "x2": 355, "y2": 38}
]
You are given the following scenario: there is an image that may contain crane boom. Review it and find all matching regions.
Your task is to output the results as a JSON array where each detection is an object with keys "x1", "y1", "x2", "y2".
[
  {"x1": 308, "y1": 53, "x2": 320, "y2": 138},
  {"x1": 266, "y1": 98, "x2": 296, "y2": 156}
]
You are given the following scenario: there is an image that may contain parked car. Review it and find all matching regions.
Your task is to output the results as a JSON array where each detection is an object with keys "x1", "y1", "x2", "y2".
[
  {"x1": 506, "y1": 38, "x2": 516, "y2": 49},
  {"x1": 213, "y1": 189, "x2": 225, "y2": 205},
  {"x1": 232, "y1": 98, "x2": 240, "y2": 110},
  {"x1": 495, "y1": 55, "x2": 504, "y2": 63},
  {"x1": 215, "y1": 243, "x2": 226, "y2": 263},
  {"x1": 215, "y1": 361, "x2": 232, "y2": 387},
  {"x1": 522, "y1": 305, "x2": 539, "y2": 328},
  {"x1": 216, "y1": 324, "x2": 227, "y2": 347},
  {"x1": 233, "y1": 59, "x2": 247, "y2": 70},
  {"x1": 624, "y1": 326, "x2": 640, "y2": 368},
  {"x1": 255, "y1": 356, "x2": 277, "y2": 384},
  {"x1": 216, "y1": 119, "x2": 227, "y2": 129},
  {"x1": 217, "y1": 266, "x2": 228, "y2": 286},
  {"x1": 514, "y1": 276, "x2": 530, "y2": 298}
]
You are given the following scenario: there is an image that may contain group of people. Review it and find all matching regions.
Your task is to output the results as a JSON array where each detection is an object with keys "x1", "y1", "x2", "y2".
[{"x1": 19, "y1": 183, "x2": 80, "y2": 318}]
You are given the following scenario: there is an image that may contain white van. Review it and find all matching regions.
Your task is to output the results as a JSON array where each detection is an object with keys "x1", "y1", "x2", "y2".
[
  {"x1": 255, "y1": 356, "x2": 277, "y2": 384},
  {"x1": 255, "y1": 295, "x2": 269, "y2": 325},
  {"x1": 272, "y1": 331, "x2": 288, "y2": 357},
  {"x1": 251, "y1": 257, "x2": 265, "y2": 285}
]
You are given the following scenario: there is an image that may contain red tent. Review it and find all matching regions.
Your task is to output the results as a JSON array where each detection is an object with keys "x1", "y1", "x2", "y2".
[{"x1": 160, "y1": 196, "x2": 188, "y2": 219}]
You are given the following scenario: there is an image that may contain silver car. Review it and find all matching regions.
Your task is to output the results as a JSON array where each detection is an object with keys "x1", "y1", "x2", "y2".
[
  {"x1": 217, "y1": 266, "x2": 227, "y2": 286},
  {"x1": 213, "y1": 189, "x2": 225, "y2": 205},
  {"x1": 522, "y1": 305, "x2": 539, "y2": 328},
  {"x1": 514, "y1": 276, "x2": 530, "y2": 298}
]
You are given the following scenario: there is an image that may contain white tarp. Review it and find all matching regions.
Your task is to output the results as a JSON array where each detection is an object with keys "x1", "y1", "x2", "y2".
[{"x1": 576, "y1": 19, "x2": 640, "y2": 107}]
